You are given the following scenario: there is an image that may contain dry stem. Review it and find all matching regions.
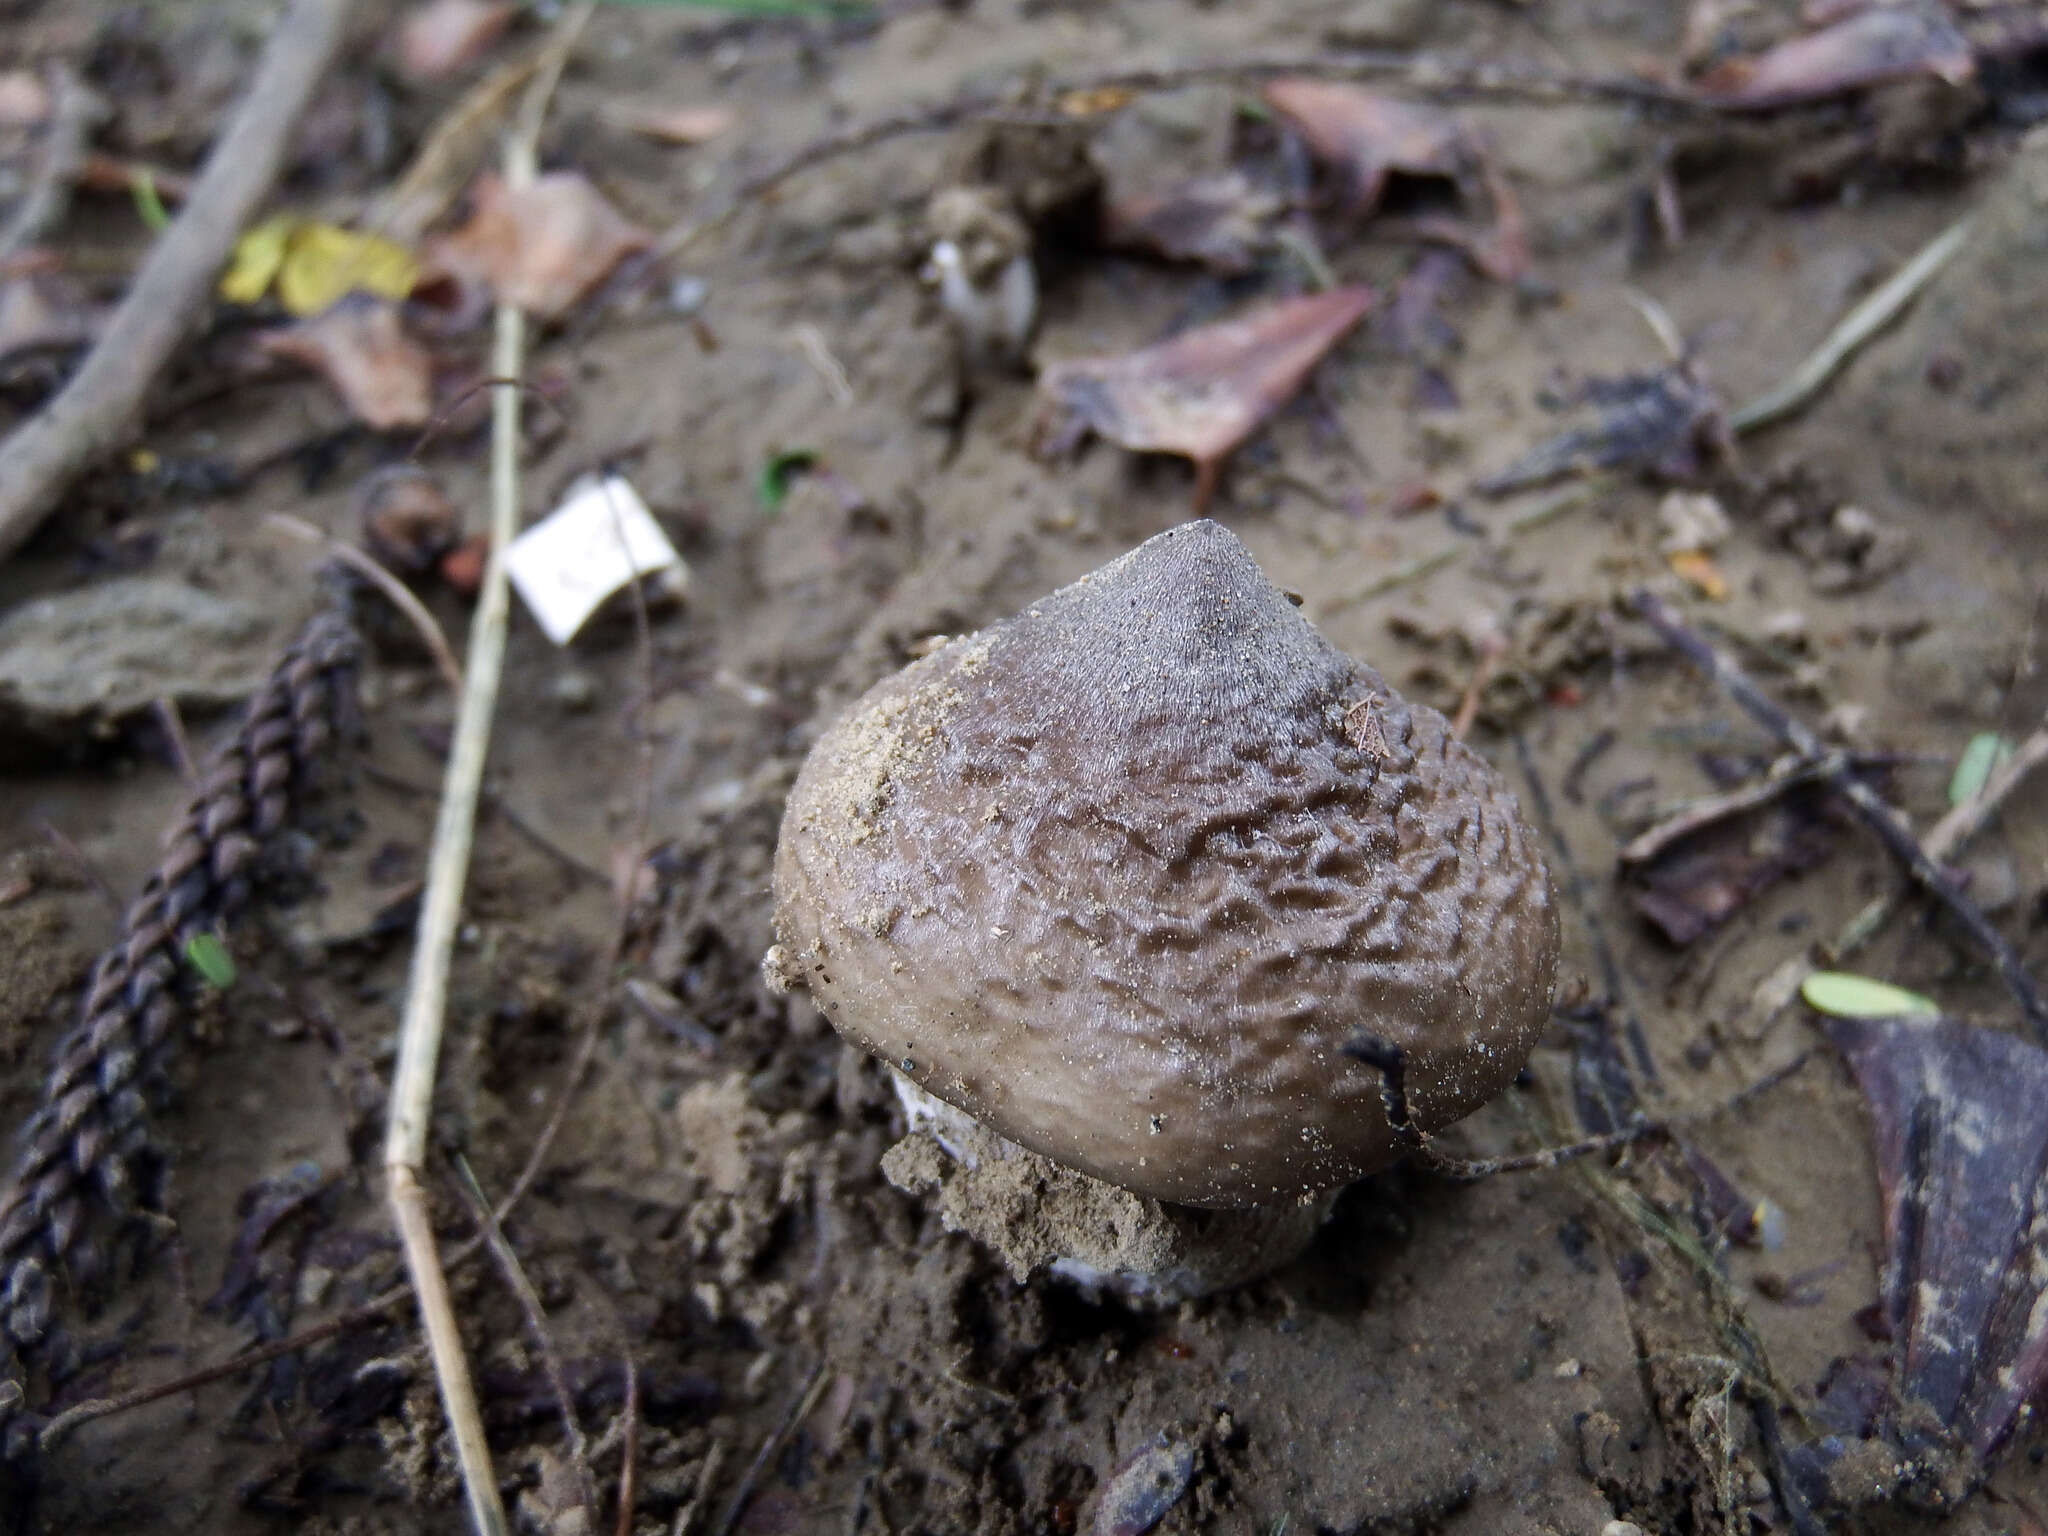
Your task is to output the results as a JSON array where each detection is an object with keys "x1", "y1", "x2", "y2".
[{"x1": 380, "y1": 10, "x2": 590, "y2": 1531}]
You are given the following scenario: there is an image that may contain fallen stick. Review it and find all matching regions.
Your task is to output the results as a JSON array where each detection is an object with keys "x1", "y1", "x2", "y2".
[
  {"x1": 0, "y1": 64, "x2": 108, "y2": 265},
  {"x1": 1832, "y1": 715, "x2": 2048, "y2": 960},
  {"x1": 652, "y1": 48, "x2": 1703, "y2": 265},
  {"x1": 0, "y1": 0, "x2": 352, "y2": 565},
  {"x1": 382, "y1": 11, "x2": 589, "y2": 1531},
  {"x1": 1632, "y1": 589, "x2": 2048, "y2": 1042}
]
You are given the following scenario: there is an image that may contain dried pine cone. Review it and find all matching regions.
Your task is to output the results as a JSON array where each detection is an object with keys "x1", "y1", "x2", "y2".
[{"x1": 0, "y1": 608, "x2": 360, "y2": 1446}]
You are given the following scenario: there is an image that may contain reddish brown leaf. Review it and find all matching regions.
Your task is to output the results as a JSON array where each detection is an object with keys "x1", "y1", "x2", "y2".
[
  {"x1": 1035, "y1": 286, "x2": 1373, "y2": 513},
  {"x1": 1697, "y1": 3, "x2": 1975, "y2": 108},
  {"x1": 1262, "y1": 80, "x2": 1468, "y2": 214},
  {"x1": 397, "y1": 0, "x2": 518, "y2": 83},
  {"x1": 1101, "y1": 172, "x2": 1281, "y2": 274},
  {"x1": 423, "y1": 171, "x2": 652, "y2": 322},
  {"x1": 258, "y1": 295, "x2": 434, "y2": 429}
]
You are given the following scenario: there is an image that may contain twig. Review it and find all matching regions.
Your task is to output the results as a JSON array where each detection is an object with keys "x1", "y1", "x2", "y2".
[
  {"x1": 0, "y1": 64, "x2": 109, "y2": 265},
  {"x1": 1, "y1": 610, "x2": 360, "y2": 1445},
  {"x1": 1632, "y1": 589, "x2": 2048, "y2": 1041},
  {"x1": 382, "y1": 11, "x2": 589, "y2": 1532},
  {"x1": 0, "y1": 0, "x2": 354, "y2": 564},
  {"x1": 616, "y1": 1355, "x2": 641, "y2": 1536},
  {"x1": 1832, "y1": 716, "x2": 2048, "y2": 960},
  {"x1": 265, "y1": 513, "x2": 464, "y2": 694},
  {"x1": 714, "y1": 1362, "x2": 830, "y2": 1536},
  {"x1": 1619, "y1": 755, "x2": 1833, "y2": 866},
  {"x1": 453, "y1": 1156, "x2": 598, "y2": 1520},
  {"x1": 673, "y1": 1436, "x2": 729, "y2": 1536},
  {"x1": 652, "y1": 49, "x2": 1703, "y2": 265},
  {"x1": 1729, "y1": 216, "x2": 1974, "y2": 435}
]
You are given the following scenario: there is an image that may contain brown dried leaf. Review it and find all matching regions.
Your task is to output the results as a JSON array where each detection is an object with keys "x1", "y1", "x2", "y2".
[
  {"x1": 1035, "y1": 285, "x2": 1373, "y2": 513},
  {"x1": 1697, "y1": 2, "x2": 1975, "y2": 108},
  {"x1": 424, "y1": 170, "x2": 652, "y2": 321},
  {"x1": 1828, "y1": 1014, "x2": 2048, "y2": 1462},
  {"x1": 1101, "y1": 172, "x2": 1281, "y2": 274},
  {"x1": 258, "y1": 295, "x2": 434, "y2": 429},
  {"x1": 397, "y1": 0, "x2": 518, "y2": 84},
  {"x1": 1262, "y1": 79, "x2": 1468, "y2": 214}
]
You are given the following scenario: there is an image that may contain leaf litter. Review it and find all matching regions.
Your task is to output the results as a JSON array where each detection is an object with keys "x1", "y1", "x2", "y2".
[
  {"x1": 1034, "y1": 285, "x2": 1373, "y2": 512},
  {"x1": 422, "y1": 169, "x2": 652, "y2": 322}
]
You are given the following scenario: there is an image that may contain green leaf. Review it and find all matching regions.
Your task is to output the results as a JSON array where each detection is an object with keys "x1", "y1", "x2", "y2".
[
  {"x1": 184, "y1": 932, "x2": 238, "y2": 989},
  {"x1": 130, "y1": 168, "x2": 170, "y2": 233},
  {"x1": 1800, "y1": 970, "x2": 1939, "y2": 1020},
  {"x1": 1948, "y1": 731, "x2": 2013, "y2": 808},
  {"x1": 756, "y1": 448, "x2": 816, "y2": 510}
]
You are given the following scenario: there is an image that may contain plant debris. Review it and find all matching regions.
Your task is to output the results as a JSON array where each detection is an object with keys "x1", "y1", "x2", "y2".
[
  {"x1": 1100, "y1": 171, "x2": 1280, "y2": 274},
  {"x1": 257, "y1": 295, "x2": 435, "y2": 429},
  {"x1": 1812, "y1": 1015, "x2": 2048, "y2": 1505},
  {"x1": 1035, "y1": 285, "x2": 1373, "y2": 511},
  {"x1": 1696, "y1": 3, "x2": 1976, "y2": 109},
  {"x1": 423, "y1": 169, "x2": 651, "y2": 322},
  {"x1": 1479, "y1": 363, "x2": 1728, "y2": 495}
]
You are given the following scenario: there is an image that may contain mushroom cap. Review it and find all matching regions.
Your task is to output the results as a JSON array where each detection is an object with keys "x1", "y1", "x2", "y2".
[{"x1": 771, "y1": 521, "x2": 1559, "y2": 1208}]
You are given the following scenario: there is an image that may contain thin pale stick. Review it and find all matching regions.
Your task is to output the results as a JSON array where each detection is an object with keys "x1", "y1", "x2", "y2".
[
  {"x1": 382, "y1": 10, "x2": 590, "y2": 1532},
  {"x1": 1730, "y1": 216, "x2": 1973, "y2": 434},
  {"x1": 0, "y1": 0, "x2": 353, "y2": 562}
]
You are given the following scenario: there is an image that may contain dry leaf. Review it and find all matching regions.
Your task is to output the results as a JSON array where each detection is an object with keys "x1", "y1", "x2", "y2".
[
  {"x1": 398, "y1": 0, "x2": 518, "y2": 84},
  {"x1": 1697, "y1": 2, "x2": 1975, "y2": 108},
  {"x1": 1035, "y1": 286, "x2": 1373, "y2": 513},
  {"x1": 1263, "y1": 80, "x2": 1528, "y2": 281},
  {"x1": 1826, "y1": 1014, "x2": 2048, "y2": 1462},
  {"x1": 259, "y1": 295, "x2": 434, "y2": 429},
  {"x1": 424, "y1": 170, "x2": 652, "y2": 321},
  {"x1": 619, "y1": 103, "x2": 734, "y2": 145},
  {"x1": 1262, "y1": 79, "x2": 1469, "y2": 214},
  {"x1": 1101, "y1": 172, "x2": 1281, "y2": 275},
  {"x1": 220, "y1": 217, "x2": 417, "y2": 315}
]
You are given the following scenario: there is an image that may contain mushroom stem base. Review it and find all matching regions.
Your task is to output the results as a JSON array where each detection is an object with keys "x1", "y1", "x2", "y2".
[{"x1": 880, "y1": 1074, "x2": 1332, "y2": 1305}]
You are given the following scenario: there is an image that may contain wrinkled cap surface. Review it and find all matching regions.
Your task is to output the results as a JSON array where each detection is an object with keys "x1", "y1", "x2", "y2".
[{"x1": 771, "y1": 521, "x2": 1559, "y2": 1207}]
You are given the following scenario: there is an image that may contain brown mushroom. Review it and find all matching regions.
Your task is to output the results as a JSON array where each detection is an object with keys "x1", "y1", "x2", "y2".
[{"x1": 768, "y1": 521, "x2": 1558, "y2": 1292}]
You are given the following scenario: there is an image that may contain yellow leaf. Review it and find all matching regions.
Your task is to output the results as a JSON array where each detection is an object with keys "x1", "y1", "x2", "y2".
[
  {"x1": 1668, "y1": 549, "x2": 1728, "y2": 601},
  {"x1": 1057, "y1": 86, "x2": 1134, "y2": 116},
  {"x1": 276, "y1": 224, "x2": 417, "y2": 317},
  {"x1": 219, "y1": 214, "x2": 298, "y2": 305}
]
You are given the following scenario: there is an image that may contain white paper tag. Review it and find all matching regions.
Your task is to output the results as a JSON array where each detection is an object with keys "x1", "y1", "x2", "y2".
[{"x1": 505, "y1": 475, "x2": 685, "y2": 645}]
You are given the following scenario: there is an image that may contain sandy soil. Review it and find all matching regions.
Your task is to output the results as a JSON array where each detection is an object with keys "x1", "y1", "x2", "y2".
[{"x1": 2, "y1": 2, "x2": 2047, "y2": 1533}]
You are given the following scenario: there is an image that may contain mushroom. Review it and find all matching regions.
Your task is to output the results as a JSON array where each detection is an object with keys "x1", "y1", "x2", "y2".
[{"x1": 767, "y1": 521, "x2": 1559, "y2": 1299}]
